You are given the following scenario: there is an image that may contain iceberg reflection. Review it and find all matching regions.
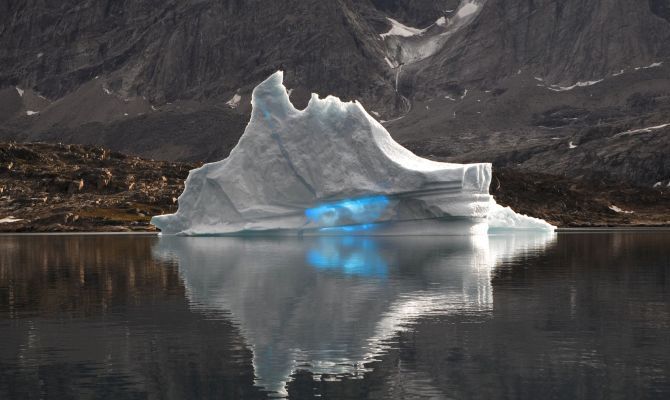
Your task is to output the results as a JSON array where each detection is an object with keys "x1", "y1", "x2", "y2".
[
  {"x1": 306, "y1": 237, "x2": 388, "y2": 277},
  {"x1": 153, "y1": 232, "x2": 556, "y2": 396}
]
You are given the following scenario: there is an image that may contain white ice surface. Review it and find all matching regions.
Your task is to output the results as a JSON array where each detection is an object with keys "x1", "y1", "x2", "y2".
[
  {"x1": 487, "y1": 199, "x2": 556, "y2": 231},
  {"x1": 152, "y1": 72, "x2": 553, "y2": 235}
]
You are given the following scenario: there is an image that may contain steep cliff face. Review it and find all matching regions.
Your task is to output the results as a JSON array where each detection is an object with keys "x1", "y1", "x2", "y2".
[
  {"x1": 388, "y1": 0, "x2": 670, "y2": 187},
  {"x1": 369, "y1": 0, "x2": 459, "y2": 26},
  {"x1": 0, "y1": 0, "x2": 669, "y2": 185},
  {"x1": 0, "y1": 0, "x2": 392, "y2": 105},
  {"x1": 0, "y1": 0, "x2": 397, "y2": 161},
  {"x1": 3, "y1": 0, "x2": 668, "y2": 109},
  {"x1": 404, "y1": 0, "x2": 670, "y2": 92}
]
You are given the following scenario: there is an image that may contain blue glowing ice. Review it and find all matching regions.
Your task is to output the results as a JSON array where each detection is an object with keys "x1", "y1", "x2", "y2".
[
  {"x1": 318, "y1": 223, "x2": 380, "y2": 233},
  {"x1": 306, "y1": 237, "x2": 388, "y2": 277},
  {"x1": 305, "y1": 196, "x2": 390, "y2": 227}
]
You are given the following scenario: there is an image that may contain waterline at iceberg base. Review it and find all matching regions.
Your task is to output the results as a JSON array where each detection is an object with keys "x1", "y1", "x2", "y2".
[{"x1": 151, "y1": 72, "x2": 553, "y2": 235}]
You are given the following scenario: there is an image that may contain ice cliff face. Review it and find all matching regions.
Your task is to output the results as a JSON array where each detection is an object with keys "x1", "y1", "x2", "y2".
[{"x1": 151, "y1": 72, "x2": 553, "y2": 235}]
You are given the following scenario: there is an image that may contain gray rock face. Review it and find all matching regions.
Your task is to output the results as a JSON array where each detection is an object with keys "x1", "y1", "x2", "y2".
[
  {"x1": 0, "y1": 0, "x2": 392, "y2": 105},
  {"x1": 405, "y1": 0, "x2": 670, "y2": 91},
  {"x1": 1, "y1": 0, "x2": 669, "y2": 185},
  {"x1": 650, "y1": 0, "x2": 670, "y2": 22},
  {"x1": 370, "y1": 0, "x2": 460, "y2": 26}
]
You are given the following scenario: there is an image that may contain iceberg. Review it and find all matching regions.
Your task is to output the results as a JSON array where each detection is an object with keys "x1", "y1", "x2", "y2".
[{"x1": 152, "y1": 72, "x2": 554, "y2": 235}]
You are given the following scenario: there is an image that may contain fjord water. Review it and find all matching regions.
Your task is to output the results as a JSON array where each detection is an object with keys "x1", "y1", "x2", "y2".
[{"x1": 0, "y1": 232, "x2": 669, "y2": 399}]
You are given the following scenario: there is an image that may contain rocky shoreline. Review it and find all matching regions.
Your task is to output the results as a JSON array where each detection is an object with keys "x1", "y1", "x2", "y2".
[
  {"x1": 491, "y1": 167, "x2": 669, "y2": 228},
  {"x1": 0, "y1": 142, "x2": 668, "y2": 232},
  {"x1": 0, "y1": 142, "x2": 196, "y2": 232}
]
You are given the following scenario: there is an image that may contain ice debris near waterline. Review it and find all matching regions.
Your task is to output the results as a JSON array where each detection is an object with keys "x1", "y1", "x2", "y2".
[{"x1": 151, "y1": 72, "x2": 554, "y2": 235}]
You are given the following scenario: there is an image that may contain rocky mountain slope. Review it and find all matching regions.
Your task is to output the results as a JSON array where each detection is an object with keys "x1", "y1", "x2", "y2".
[
  {"x1": 0, "y1": 142, "x2": 195, "y2": 232},
  {"x1": 1, "y1": 0, "x2": 669, "y2": 187}
]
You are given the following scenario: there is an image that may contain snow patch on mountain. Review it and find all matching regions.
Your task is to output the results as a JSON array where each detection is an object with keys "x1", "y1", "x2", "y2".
[
  {"x1": 539, "y1": 60, "x2": 664, "y2": 92},
  {"x1": 609, "y1": 205, "x2": 633, "y2": 214},
  {"x1": 380, "y1": 18, "x2": 427, "y2": 38},
  {"x1": 381, "y1": 1, "x2": 487, "y2": 65},
  {"x1": 642, "y1": 61, "x2": 663, "y2": 69},
  {"x1": 614, "y1": 123, "x2": 670, "y2": 137},
  {"x1": 0, "y1": 216, "x2": 23, "y2": 224},
  {"x1": 547, "y1": 79, "x2": 604, "y2": 92},
  {"x1": 226, "y1": 93, "x2": 242, "y2": 108},
  {"x1": 457, "y1": 2, "x2": 480, "y2": 18}
]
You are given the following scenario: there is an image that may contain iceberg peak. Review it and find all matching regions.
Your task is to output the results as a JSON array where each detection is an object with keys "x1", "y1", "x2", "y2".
[
  {"x1": 253, "y1": 71, "x2": 365, "y2": 119},
  {"x1": 251, "y1": 70, "x2": 293, "y2": 116},
  {"x1": 152, "y1": 72, "x2": 553, "y2": 235}
]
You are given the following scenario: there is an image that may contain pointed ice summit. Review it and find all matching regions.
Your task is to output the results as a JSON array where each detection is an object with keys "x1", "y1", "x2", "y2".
[{"x1": 152, "y1": 72, "x2": 553, "y2": 235}]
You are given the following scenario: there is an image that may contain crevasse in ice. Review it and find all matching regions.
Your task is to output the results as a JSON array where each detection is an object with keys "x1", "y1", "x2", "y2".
[{"x1": 151, "y1": 72, "x2": 554, "y2": 235}]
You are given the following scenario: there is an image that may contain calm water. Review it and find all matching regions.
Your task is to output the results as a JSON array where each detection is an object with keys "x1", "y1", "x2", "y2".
[{"x1": 0, "y1": 232, "x2": 669, "y2": 399}]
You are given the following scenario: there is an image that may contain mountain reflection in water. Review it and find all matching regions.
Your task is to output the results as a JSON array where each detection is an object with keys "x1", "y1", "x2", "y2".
[{"x1": 153, "y1": 233, "x2": 557, "y2": 395}]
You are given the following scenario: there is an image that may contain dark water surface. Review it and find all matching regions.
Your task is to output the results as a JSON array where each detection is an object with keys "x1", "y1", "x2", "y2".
[{"x1": 0, "y1": 232, "x2": 669, "y2": 399}]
